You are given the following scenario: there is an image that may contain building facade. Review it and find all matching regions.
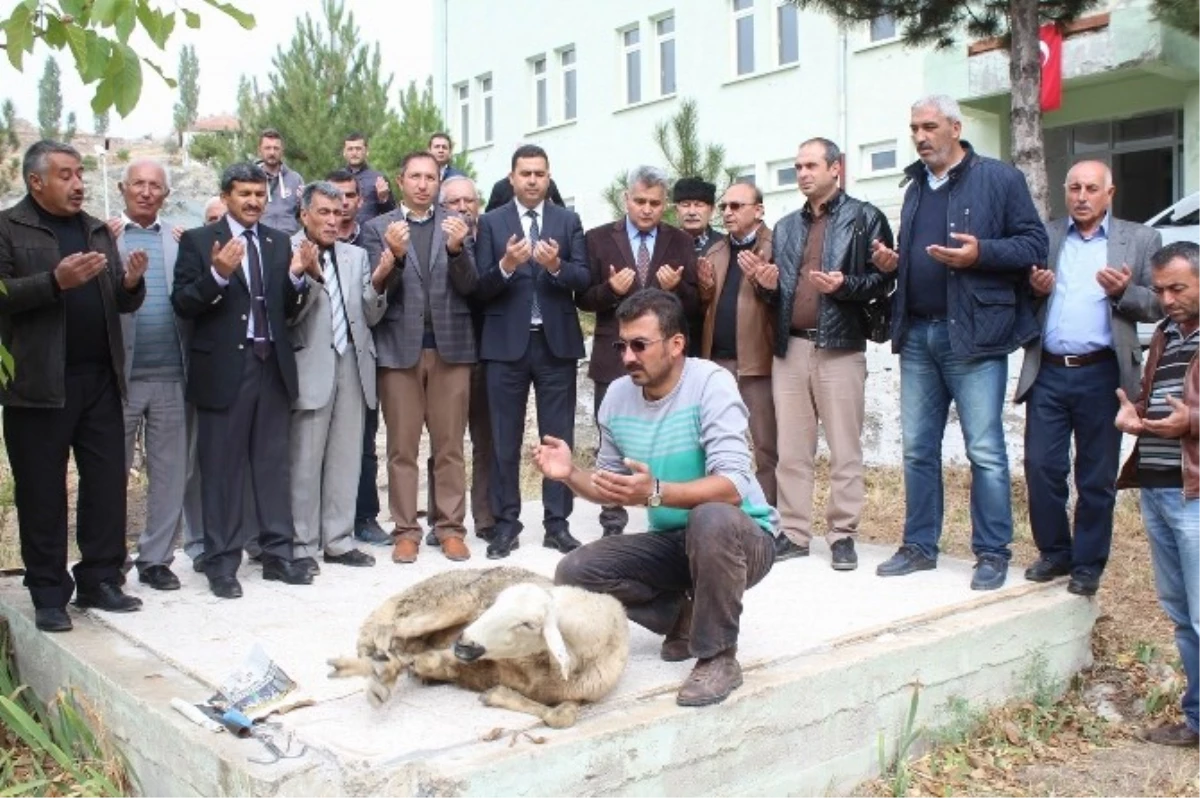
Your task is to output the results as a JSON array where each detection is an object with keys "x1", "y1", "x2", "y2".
[{"x1": 433, "y1": 0, "x2": 1198, "y2": 229}]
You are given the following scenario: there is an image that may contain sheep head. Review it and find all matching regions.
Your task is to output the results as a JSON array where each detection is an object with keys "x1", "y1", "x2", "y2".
[{"x1": 453, "y1": 583, "x2": 572, "y2": 679}]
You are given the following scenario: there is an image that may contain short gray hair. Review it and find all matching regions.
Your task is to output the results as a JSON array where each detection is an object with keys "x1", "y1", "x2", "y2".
[
  {"x1": 626, "y1": 165, "x2": 669, "y2": 192},
  {"x1": 22, "y1": 139, "x2": 82, "y2": 189},
  {"x1": 1151, "y1": 241, "x2": 1199, "y2": 275},
  {"x1": 120, "y1": 158, "x2": 172, "y2": 193},
  {"x1": 299, "y1": 181, "x2": 344, "y2": 211},
  {"x1": 438, "y1": 174, "x2": 478, "y2": 203},
  {"x1": 911, "y1": 94, "x2": 962, "y2": 124}
]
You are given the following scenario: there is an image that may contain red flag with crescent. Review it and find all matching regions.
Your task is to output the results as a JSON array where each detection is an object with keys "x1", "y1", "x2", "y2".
[{"x1": 1039, "y1": 23, "x2": 1063, "y2": 112}]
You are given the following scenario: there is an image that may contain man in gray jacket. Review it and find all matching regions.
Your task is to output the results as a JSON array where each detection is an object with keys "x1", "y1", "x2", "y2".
[
  {"x1": 256, "y1": 129, "x2": 304, "y2": 235},
  {"x1": 288, "y1": 182, "x2": 392, "y2": 575},
  {"x1": 1016, "y1": 160, "x2": 1161, "y2": 596}
]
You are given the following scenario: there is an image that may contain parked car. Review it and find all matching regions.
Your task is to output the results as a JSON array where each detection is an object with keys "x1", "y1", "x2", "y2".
[{"x1": 1139, "y1": 191, "x2": 1199, "y2": 347}]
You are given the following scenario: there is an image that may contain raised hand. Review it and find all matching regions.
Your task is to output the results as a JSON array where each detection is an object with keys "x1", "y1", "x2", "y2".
[
  {"x1": 1143, "y1": 395, "x2": 1190, "y2": 438},
  {"x1": 442, "y1": 216, "x2": 469, "y2": 254},
  {"x1": 657, "y1": 264, "x2": 684, "y2": 291},
  {"x1": 375, "y1": 175, "x2": 390, "y2": 201},
  {"x1": 807, "y1": 269, "x2": 844, "y2": 294},
  {"x1": 608, "y1": 265, "x2": 635, "y2": 296},
  {"x1": 384, "y1": 220, "x2": 410, "y2": 260},
  {"x1": 294, "y1": 239, "x2": 321, "y2": 279},
  {"x1": 531, "y1": 435, "x2": 575, "y2": 480},
  {"x1": 870, "y1": 239, "x2": 899, "y2": 273},
  {"x1": 697, "y1": 256, "x2": 715, "y2": 291},
  {"x1": 737, "y1": 248, "x2": 768, "y2": 280},
  {"x1": 1113, "y1": 388, "x2": 1144, "y2": 435},
  {"x1": 210, "y1": 237, "x2": 246, "y2": 279},
  {"x1": 927, "y1": 233, "x2": 979, "y2": 269},
  {"x1": 755, "y1": 263, "x2": 780, "y2": 291},
  {"x1": 1096, "y1": 264, "x2": 1132, "y2": 298},
  {"x1": 500, "y1": 234, "x2": 532, "y2": 274},
  {"x1": 591, "y1": 458, "x2": 655, "y2": 507},
  {"x1": 1029, "y1": 265, "x2": 1055, "y2": 297},
  {"x1": 123, "y1": 249, "x2": 148, "y2": 289},
  {"x1": 532, "y1": 238, "x2": 561, "y2": 271}
]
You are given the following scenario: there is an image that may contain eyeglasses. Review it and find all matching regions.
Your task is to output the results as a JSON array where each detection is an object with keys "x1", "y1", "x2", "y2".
[
  {"x1": 612, "y1": 337, "x2": 664, "y2": 355},
  {"x1": 718, "y1": 201, "x2": 755, "y2": 212}
]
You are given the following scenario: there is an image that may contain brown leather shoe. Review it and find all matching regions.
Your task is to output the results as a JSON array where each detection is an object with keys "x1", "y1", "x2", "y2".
[
  {"x1": 1141, "y1": 721, "x2": 1199, "y2": 747},
  {"x1": 391, "y1": 538, "x2": 419, "y2": 564},
  {"x1": 676, "y1": 648, "x2": 743, "y2": 707},
  {"x1": 440, "y1": 536, "x2": 471, "y2": 562},
  {"x1": 661, "y1": 596, "x2": 693, "y2": 662}
]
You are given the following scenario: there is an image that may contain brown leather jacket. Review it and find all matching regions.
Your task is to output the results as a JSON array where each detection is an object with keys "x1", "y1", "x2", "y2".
[
  {"x1": 1116, "y1": 322, "x2": 1199, "y2": 500},
  {"x1": 698, "y1": 223, "x2": 774, "y2": 377}
]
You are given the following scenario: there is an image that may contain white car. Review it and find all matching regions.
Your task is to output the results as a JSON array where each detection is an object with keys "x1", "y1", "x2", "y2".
[{"x1": 1139, "y1": 191, "x2": 1199, "y2": 347}]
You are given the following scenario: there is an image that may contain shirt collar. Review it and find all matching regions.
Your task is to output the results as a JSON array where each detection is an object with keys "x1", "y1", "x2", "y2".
[
  {"x1": 339, "y1": 222, "x2": 361, "y2": 243},
  {"x1": 801, "y1": 190, "x2": 842, "y2": 220},
  {"x1": 1067, "y1": 211, "x2": 1110, "y2": 241},
  {"x1": 515, "y1": 198, "x2": 546, "y2": 219},
  {"x1": 121, "y1": 212, "x2": 162, "y2": 232},
  {"x1": 401, "y1": 203, "x2": 434, "y2": 223},
  {"x1": 625, "y1": 217, "x2": 657, "y2": 241},
  {"x1": 729, "y1": 224, "x2": 760, "y2": 247},
  {"x1": 225, "y1": 215, "x2": 258, "y2": 239}
]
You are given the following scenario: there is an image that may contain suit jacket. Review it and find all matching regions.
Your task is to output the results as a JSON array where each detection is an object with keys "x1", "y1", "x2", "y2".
[
  {"x1": 287, "y1": 234, "x2": 387, "y2": 410},
  {"x1": 359, "y1": 206, "x2": 478, "y2": 369},
  {"x1": 698, "y1": 224, "x2": 776, "y2": 377},
  {"x1": 474, "y1": 201, "x2": 590, "y2": 362},
  {"x1": 1015, "y1": 216, "x2": 1162, "y2": 403},
  {"x1": 577, "y1": 220, "x2": 700, "y2": 383},
  {"x1": 117, "y1": 221, "x2": 190, "y2": 383},
  {"x1": 171, "y1": 218, "x2": 308, "y2": 410}
]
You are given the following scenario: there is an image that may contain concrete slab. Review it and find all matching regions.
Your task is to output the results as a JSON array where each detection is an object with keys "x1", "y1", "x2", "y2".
[{"x1": 0, "y1": 501, "x2": 1097, "y2": 797}]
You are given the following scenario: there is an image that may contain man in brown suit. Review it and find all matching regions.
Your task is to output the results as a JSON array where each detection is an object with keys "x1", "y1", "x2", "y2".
[
  {"x1": 578, "y1": 165, "x2": 700, "y2": 535},
  {"x1": 698, "y1": 181, "x2": 778, "y2": 504}
]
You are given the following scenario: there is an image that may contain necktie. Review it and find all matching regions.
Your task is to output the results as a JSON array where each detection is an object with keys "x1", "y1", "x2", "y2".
[
  {"x1": 243, "y1": 230, "x2": 270, "y2": 360},
  {"x1": 526, "y1": 209, "x2": 542, "y2": 323},
  {"x1": 323, "y1": 250, "x2": 349, "y2": 355},
  {"x1": 636, "y1": 231, "x2": 651, "y2": 286}
]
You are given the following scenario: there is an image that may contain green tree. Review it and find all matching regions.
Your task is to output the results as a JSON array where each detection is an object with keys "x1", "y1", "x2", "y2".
[
  {"x1": 0, "y1": 99, "x2": 20, "y2": 194},
  {"x1": 37, "y1": 55, "x2": 63, "y2": 139},
  {"x1": 1151, "y1": 0, "x2": 1199, "y2": 35},
  {"x1": 792, "y1": 0, "x2": 1101, "y2": 219},
  {"x1": 173, "y1": 43, "x2": 200, "y2": 141},
  {"x1": 187, "y1": 74, "x2": 260, "y2": 174},
  {"x1": 63, "y1": 110, "x2": 77, "y2": 141},
  {"x1": 1, "y1": 1, "x2": 254, "y2": 117},
  {"x1": 93, "y1": 107, "x2": 109, "y2": 136},
  {"x1": 602, "y1": 98, "x2": 734, "y2": 222},
  {"x1": 371, "y1": 77, "x2": 474, "y2": 178}
]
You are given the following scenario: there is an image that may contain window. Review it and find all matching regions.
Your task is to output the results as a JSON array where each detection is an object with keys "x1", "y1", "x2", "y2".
[
  {"x1": 532, "y1": 57, "x2": 548, "y2": 128},
  {"x1": 776, "y1": 2, "x2": 798, "y2": 65},
  {"x1": 869, "y1": 14, "x2": 897, "y2": 42},
  {"x1": 561, "y1": 48, "x2": 577, "y2": 121},
  {"x1": 656, "y1": 15, "x2": 676, "y2": 96},
  {"x1": 862, "y1": 141, "x2": 898, "y2": 173},
  {"x1": 478, "y1": 74, "x2": 493, "y2": 143},
  {"x1": 733, "y1": 0, "x2": 755, "y2": 76},
  {"x1": 455, "y1": 83, "x2": 469, "y2": 151},
  {"x1": 734, "y1": 166, "x2": 757, "y2": 187},
  {"x1": 772, "y1": 160, "x2": 797, "y2": 187},
  {"x1": 622, "y1": 26, "x2": 642, "y2": 104}
]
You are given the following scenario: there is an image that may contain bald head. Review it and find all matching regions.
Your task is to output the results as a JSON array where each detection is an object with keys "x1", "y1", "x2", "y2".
[{"x1": 1064, "y1": 160, "x2": 1114, "y2": 232}]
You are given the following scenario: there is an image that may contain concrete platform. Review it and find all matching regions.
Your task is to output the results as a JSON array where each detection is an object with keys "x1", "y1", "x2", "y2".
[{"x1": 0, "y1": 501, "x2": 1097, "y2": 796}]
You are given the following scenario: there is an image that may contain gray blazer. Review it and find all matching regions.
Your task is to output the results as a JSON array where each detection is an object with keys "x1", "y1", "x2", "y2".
[
  {"x1": 360, "y1": 205, "x2": 478, "y2": 369},
  {"x1": 288, "y1": 235, "x2": 387, "y2": 411},
  {"x1": 1015, "y1": 216, "x2": 1162, "y2": 403},
  {"x1": 116, "y1": 221, "x2": 189, "y2": 383}
]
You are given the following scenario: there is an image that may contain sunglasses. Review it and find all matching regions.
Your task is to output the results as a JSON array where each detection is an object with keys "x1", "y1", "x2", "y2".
[
  {"x1": 612, "y1": 337, "x2": 664, "y2": 354},
  {"x1": 717, "y1": 201, "x2": 756, "y2": 212}
]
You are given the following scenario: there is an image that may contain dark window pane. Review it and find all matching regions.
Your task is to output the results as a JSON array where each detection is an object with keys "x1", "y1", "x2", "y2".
[
  {"x1": 660, "y1": 39, "x2": 676, "y2": 94},
  {"x1": 736, "y1": 15, "x2": 755, "y2": 74},
  {"x1": 870, "y1": 150, "x2": 896, "y2": 171},
  {"x1": 657, "y1": 15, "x2": 674, "y2": 36},
  {"x1": 1115, "y1": 111, "x2": 1175, "y2": 146},
  {"x1": 564, "y1": 70, "x2": 577, "y2": 120},
  {"x1": 776, "y1": 166, "x2": 797, "y2": 186},
  {"x1": 626, "y1": 51, "x2": 641, "y2": 103},
  {"x1": 536, "y1": 79, "x2": 547, "y2": 127},
  {"x1": 870, "y1": 14, "x2": 896, "y2": 41},
  {"x1": 1072, "y1": 122, "x2": 1109, "y2": 154},
  {"x1": 777, "y1": 4, "x2": 798, "y2": 64},
  {"x1": 733, "y1": 0, "x2": 753, "y2": 10},
  {"x1": 624, "y1": 27, "x2": 640, "y2": 47}
]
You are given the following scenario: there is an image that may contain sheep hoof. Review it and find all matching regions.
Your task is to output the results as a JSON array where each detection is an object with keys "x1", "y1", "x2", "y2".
[{"x1": 366, "y1": 679, "x2": 392, "y2": 707}]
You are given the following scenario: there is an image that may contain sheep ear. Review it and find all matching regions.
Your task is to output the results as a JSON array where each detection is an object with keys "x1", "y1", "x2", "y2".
[{"x1": 542, "y1": 594, "x2": 572, "y2": 680}]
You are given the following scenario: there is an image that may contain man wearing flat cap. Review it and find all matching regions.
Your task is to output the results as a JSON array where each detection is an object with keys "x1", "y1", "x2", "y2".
[{"x1": 673, "y1": 177, "x2": 719, "y2": 355}]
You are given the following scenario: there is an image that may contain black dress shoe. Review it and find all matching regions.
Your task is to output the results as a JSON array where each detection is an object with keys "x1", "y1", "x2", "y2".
[
  {"x1": 138, "y1": 564, "x2": 181, "y2": 591},
  {"x1": 543, "y1": 529, "x2": 581, "y2": 554},
  {"x1": 1024, "y1": 557, "x2": 1071, "y2": 582},
  {"x1": 208, "y1": 575, "x2": 243, "y2": 599},
  {"x1": 486, "y1": 528, "x2": 521, "y2": 560},
  {"x1": 323, "y1": 549, "x2": 376, "y2": 567},
  {"x1": 35, "y1": 607, "x2": 73, "y2": 632},
  {"x1": 1067, "y1": 572, "x2": 1100, "y2": 596},
  {"x1": 773, "y1": 534, "x2": 810, "y2": 562},
  {"x1": 475, "y1": 526, "x2": 495, "y2": 542},
  {"x1": 424, "y1": 530, "x2": 440, "y2": 547},
  {"x1": 192, "y1": 556, "x2": 208, "y2": 574},
  {"x1": 74, "y1": 581, "x2": 143, "y2": 613},
  {"x1": 294, "y1": 556, "x2": 321, "y2": 578},
  {"x1": 261, "y1": 556, "x2": 314, "y2": 585}
]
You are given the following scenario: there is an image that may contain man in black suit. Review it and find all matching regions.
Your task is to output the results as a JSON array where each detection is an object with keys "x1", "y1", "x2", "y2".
[
  {"x1": 171, "y1": 163, "x2": 315, "y2": 598},
  {"x1": 485, "y1": 174, "x2": 566, "y2": 213},
  {"x1": 474, "y1": 145, "x2": 590, "y2": 559}
]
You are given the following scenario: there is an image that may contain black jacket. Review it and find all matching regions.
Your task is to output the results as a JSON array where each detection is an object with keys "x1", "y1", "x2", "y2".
[
  {"x1": 0, "y1": 196, "x2": 145, "y2": 408},
  {"x1": 763, "y1": 191, "x2": 894, "y2": 354}
]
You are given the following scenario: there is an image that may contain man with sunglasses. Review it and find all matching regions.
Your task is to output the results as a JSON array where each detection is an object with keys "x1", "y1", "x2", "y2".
[
  {"x1": 541, "y1": 289, "x2": 777, "y2": 708},
  {"x1": 696, "y1": 182, "x2": 778, "y2": 506},
  {"x1": 578, "y1": 165, "x2": 700, "y2": 537}
]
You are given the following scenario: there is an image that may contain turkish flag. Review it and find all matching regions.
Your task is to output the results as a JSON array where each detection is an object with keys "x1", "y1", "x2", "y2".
[{"x1": 1039, "y1": 23, "x2": 1063, "y2": 112}]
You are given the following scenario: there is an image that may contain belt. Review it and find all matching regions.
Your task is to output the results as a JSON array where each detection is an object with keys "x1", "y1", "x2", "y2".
[
  {"x1": 789, "y1": 328, "x2": 818, "y2": 340},
  {"x1": 1043, "y1": 349, "x2": 1115, "y2": 368}
]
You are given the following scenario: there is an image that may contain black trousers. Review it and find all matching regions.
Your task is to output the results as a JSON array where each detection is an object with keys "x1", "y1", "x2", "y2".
[
  {"x1": 355, "y1": 404, "x2": 380, "y2": 523},
  {"x1": 486, "y1": 330, "x2": 576, "y2": 537},
  {"x1": 593, "y1": 380, "x2": 628, "y2": 532},
  {"x1": 4, "y1": 368, "x2": 127, "y2": 609},
  {"x1": 196, "y1": 348, "x2": 294, "y2": 579}
]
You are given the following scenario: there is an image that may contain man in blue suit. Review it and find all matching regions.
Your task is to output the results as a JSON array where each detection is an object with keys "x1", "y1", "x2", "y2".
[{"x1": 474, "y1": 145, "x2": 590, "y2": 559}]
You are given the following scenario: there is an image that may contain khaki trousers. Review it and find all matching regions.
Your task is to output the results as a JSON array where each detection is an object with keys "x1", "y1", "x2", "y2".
[
  {"x1": 379, "y1": 350, "x2": 471, "y2": 542},
  {"x1": 772, "y1": 339, "x2": 866, "y2": 545},
  {"x1": 714, "y1": 359, "x2": 778, "y2": 506}
]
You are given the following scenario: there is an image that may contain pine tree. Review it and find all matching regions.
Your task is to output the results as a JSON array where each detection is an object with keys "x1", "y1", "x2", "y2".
[
  {"x1": 370, "y1": 77, "x2": 472, "y2": 177},
  {"x1": 1151, "y1": 0, "x2": 1199, "y2": 35},
  {"x1": 94, "y1": 107, "x2": 109, "y2": 136},
  {"x1": 0, "y1": 99, "x2": 19, "y2": 194},
  {"x1": 173, "y1": 44, "x2": 201, "y2": 141},
  {"x1": 63, "y1": 111, "x2": 77, "y2": 142},
  {"x1": 37, "y1": 56, "x2": 63, "y2": 140}
]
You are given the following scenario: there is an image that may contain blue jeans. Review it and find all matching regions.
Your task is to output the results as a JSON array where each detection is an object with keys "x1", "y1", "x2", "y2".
[
  {"x1": 900, "y1": 319, "x2": 1013, "y2": 560},
  {"x1": 1141, "y1": 487, "x2": 1199, "y2": 732}
]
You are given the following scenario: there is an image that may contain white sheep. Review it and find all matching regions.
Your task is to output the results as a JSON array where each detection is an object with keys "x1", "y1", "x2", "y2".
[{"x1": 327, "y1": 566, "x2": 629, "y2": 728}]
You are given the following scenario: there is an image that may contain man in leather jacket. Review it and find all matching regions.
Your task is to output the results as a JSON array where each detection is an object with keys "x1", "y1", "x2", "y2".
[{"x1": 757, "y1": 138, "x2": 893, "y2": 572}]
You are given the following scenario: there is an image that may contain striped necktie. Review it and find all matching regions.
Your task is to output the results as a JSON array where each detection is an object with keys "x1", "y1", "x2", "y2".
[
  {"x1": 323, "y1": 249, "x2": 349, "y2": 355},
  {"x1": 526, "y1": 209, "x2": 541, "y2": 323},
  {"x1": 636, "y1": 231, "x2": 651, "y2": 286}
]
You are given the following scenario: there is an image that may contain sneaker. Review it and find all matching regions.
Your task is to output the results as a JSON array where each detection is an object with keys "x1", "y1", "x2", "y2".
[
  {"x1": 773, "y1": 534, "x2": 809, "y2": 562},
  {"x1": 1141, "y1": 722, "x2": 1199, "y2": 747},
  {"x1": 971, "y1": 554, "x2": 1008, "y2": 591},
  {"x1": 876, "y1": 544, "x2": 936, "y2": 577},
  {"x1": 830, "y1": 537, "x2": 858, "y2": 571},
  {"x1": 354, "y1": 518, "x2": 392, "y2": 546}
]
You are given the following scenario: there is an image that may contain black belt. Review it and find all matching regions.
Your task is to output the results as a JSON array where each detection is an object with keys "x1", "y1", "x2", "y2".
[
  {"x1": 1043, "y1": 349, "x2": 1115, "y2": 368},
  {"x1": 789, "y1": 328, "x2": 818, "y2": 340}
]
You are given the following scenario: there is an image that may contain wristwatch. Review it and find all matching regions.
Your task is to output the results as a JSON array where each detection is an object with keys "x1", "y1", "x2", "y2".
[{"x1": 646, "y1": 479, "x2": 663, "y2": 508}]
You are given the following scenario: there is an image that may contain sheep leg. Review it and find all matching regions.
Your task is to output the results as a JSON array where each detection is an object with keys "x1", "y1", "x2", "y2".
[
  {"x1": 365, "y1": 656, "x2": 412, "y2": 707},
  {"x1": 481, "y1": 686, "x2": 579, "y2": 729},
  {"x1": 408, "y1": 649, "x2": 462, "y2": 683},
  {"x1": 327, "y1": 656, "x2": 373, "y2": 679}
]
